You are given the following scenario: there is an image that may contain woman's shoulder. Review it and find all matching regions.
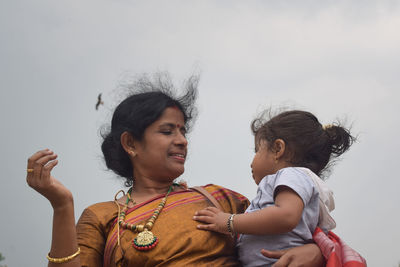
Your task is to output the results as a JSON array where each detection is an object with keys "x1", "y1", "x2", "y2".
[
  {"x1": 84, "y1": 201, "x2": 117, "y2": 213},
  {"x1": 202, "y1": 184, "x2": 248, "y2": 200},
  {"x1": 199, "y1": 184, "x2": 250, "y2": 213},
  {"x1": 78, "y1": 201, "x2": 118, "y2": 227}
]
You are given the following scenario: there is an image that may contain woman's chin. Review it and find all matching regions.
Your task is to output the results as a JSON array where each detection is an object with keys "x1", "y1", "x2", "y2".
[{"x1": 170, "y1": 167, "x2": 185, "y2": 179}]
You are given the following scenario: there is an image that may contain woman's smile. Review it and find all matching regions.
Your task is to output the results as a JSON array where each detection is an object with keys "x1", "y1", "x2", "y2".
[{"x1": 169, "y1": 152, "x2": 186, "y2": 162}]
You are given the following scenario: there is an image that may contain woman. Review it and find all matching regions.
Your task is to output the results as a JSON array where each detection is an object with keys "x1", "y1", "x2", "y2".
[{"x1": 26, "y1": 74, "x2": 324, "y2": 266}]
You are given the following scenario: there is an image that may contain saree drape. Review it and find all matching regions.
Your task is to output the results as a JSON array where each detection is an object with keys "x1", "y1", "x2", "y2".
[{"x1": 76, "y1": 184, "x2": 249, "y2": 267}]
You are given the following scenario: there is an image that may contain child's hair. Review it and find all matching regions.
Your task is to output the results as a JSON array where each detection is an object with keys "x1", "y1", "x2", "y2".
[{"x1": 251, "y1": 110, "x2": 356, "y2": 177}]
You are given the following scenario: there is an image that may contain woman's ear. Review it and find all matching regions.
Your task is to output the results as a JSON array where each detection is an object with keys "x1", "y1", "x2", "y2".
[
  {"x1": 121, "y1": 131, "x2": 137, "y2": 157},
  {"x1": 274, "y1": 139, "x2": 286, "y2": 159}
]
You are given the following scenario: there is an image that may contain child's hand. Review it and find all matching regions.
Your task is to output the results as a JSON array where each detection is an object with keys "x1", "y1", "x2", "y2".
[{"x1": 193, "y1": 207, "x2": 231, "y2": 234}]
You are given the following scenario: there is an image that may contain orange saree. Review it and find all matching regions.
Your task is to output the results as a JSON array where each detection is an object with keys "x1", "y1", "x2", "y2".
[{"x1": 76, "y1": 184, "x2": 249, "y2": 267}]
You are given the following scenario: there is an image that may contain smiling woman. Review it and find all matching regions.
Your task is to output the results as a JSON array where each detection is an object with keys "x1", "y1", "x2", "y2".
[
  {"x1": 120, "y1": 107, "x2": 188, "y2": 184},
  {"x1": 26, "y1": 73, "x2": 325, "y2": 267}
]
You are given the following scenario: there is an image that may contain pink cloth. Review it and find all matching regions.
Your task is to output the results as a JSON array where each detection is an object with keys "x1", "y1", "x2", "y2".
[{"x1": 313, "y1": 227, "x2": 367, "y2": 267}]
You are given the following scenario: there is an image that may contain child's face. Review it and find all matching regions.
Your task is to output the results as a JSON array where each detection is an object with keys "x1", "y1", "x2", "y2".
[{"x1": 251, "y1": 139, "x2": 278, "y2": 185}]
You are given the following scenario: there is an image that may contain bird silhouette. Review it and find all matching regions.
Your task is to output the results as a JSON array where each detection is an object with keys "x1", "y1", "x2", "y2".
[{"x1": 95, "y1": 93, "x2": 104, "y2": 110}]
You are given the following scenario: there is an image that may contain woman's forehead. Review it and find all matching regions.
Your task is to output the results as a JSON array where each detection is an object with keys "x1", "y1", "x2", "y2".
[
  {"x1": 150, "y1": 107, "x2": 185, "y2": 128},
  {"x1": 160, "y1": 107, "x2": 185, "y2": 120}
]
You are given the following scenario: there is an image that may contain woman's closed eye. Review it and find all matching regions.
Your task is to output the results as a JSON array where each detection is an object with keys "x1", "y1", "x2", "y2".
[{"x1": 160, "y1": 130, "x2": 173, "y2": 136}]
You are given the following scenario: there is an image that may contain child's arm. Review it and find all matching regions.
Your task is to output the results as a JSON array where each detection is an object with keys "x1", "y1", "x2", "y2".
[{"x1": 193, "y1": 186, "x2": 304, "y2": 235}]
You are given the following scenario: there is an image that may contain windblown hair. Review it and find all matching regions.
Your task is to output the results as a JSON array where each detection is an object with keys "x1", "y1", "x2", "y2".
[
  {"x1": 101, "y1": 73, "x2": 198, "y2": 186},
  {"x1": 251, "y1": 109, "x2": 356, "y2": 177}
]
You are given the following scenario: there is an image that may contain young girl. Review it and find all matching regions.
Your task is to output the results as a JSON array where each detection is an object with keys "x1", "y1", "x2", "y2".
[{"x1": 193, "y1": 110, "x2": 355, "y2": 266}]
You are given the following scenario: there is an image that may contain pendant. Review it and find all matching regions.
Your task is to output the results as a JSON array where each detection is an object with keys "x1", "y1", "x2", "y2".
[{"x1": 132, "y1": 229, "x2": 159, "y2": 251}]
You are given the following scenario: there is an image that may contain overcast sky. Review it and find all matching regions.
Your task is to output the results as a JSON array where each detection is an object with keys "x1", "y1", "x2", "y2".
[{"x1": 1, "y1": 1, "x2": 399, "y2": 266}]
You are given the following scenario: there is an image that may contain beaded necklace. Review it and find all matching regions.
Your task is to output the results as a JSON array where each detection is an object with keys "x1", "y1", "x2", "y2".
[{"x1": 118, "y1": 184, "x2": 175, "y2": 251}]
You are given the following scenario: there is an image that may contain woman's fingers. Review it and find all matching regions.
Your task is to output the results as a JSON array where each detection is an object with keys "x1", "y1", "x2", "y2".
[
  {"x1": 261, "y1": 248, "x2": 287, "y2": 259},
  {"x1": 35, "y1": 153, "x2": 58, "y2": 179},
  {"x1": 27, "y1": 149, "x2": 53, "y2": 177},
  {"x1": 263, "y1": 249, "x2": 292, "y2": 267},
  {"x1": 26, "y1": 149, "x2": 58, "y2": 188},
  {"x1": 272, "y1": 255, "x2": 292, "y2": 267},
  {"x1": 26, "y1": 149, "x2": 75, "y2": 210},
  {"x1": 42, "y1": 159, "x2": 58, "y2": 180},
  {"x1": 27, "y1": 149, "x2": 52, "y2": 168}
]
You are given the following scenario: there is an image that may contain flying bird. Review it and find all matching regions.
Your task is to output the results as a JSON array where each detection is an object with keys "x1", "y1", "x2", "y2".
[{"x1": 95, "y1": 93, "x2": 104, "y2": 110}]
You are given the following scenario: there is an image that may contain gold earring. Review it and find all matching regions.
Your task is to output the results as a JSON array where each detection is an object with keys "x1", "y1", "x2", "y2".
[{"x1": 130, "y1": 150, "x2": 136, "y2": 157}]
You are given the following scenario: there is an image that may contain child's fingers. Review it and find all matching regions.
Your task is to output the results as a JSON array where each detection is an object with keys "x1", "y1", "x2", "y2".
[
  {"x1": 193, "y1": 216, "x2": 211, "y2": 223},
  {"x1": 196, "y1": 223, "x2": 217, "y2": 231},
  {"x1": 204, "y1": 206, "x2": 220, "y2": 213},
  {"x1": 194, "y1": 209, "x2": 216, "y2": 217},
  {"x1": 192, "y1": 215, "x2": 214, "y2": 223}
]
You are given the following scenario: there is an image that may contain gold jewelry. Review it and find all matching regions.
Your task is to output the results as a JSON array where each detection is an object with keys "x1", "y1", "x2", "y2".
[
  {"x1": 46, "y1": 247, "x2": 80, "y2": 263},
  {"x1": 118, "y1": 185, "x2": 175, "y2": 251},
  {"x1": 114, "y1": 190, "x2": 126, "y2": 247},
  {"x1": 27, "y1": 168, "x2": 34, "y2": 173},
  {"x1": 323, "y1": 124, "x2": 333, "y2": 130}
]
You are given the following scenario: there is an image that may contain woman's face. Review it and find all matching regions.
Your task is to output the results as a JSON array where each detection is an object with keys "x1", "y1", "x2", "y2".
[{"x1": 132, "y1": 107, "x2": 188, "y2": 183}]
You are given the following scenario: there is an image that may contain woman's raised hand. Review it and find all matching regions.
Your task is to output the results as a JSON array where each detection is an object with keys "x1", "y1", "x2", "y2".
[{"x1": 26, "y1": 149, "x2": 73, "y2": 210}]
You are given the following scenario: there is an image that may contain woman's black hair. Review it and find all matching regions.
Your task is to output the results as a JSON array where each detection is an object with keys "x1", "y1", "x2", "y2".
[
  {"x1": 251, "y1": 109, "x2": 356, "y2": 177},
  {"x1": 101, "y1": 73, "x2": 198, "y2": 186}
]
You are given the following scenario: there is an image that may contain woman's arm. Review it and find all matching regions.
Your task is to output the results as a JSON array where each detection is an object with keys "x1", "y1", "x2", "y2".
[
  {"x1": 27, "y1": 149, "x2": 80, "y2": 267},
  {"x1": 194, "y1": 186, "x2": 304, "y2": 235}
]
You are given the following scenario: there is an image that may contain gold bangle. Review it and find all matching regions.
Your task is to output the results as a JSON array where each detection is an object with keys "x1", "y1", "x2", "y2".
[
  {"x1": 227, "y1": 214, "x2": 236, "y2": 238},
  {"x1": 46, "y1": 247, "x2": 80, "y2": 263}
]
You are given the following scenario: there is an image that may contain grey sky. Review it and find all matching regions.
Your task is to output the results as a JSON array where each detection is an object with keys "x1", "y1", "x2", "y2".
[{"x1": 1, "y1": 1, "x2": 399, "y2": 266}]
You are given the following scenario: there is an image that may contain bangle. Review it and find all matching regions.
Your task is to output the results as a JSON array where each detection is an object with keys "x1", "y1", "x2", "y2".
[
  {"x1": 46, "y1": 247, "x2": 80, "y2": 263},
  {"x1": 227, "y1": 214, "x2": 236, "y2": 238}
]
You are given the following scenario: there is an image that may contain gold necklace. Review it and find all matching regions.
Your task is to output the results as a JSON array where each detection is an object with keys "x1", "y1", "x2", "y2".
[{"x1": 118, "y1": 185, "x2": 174, "y2": 251}]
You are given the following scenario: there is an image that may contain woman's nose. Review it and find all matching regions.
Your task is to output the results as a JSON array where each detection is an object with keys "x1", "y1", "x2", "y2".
[{"x1": 175, "y1": 132, "x2": 188, "y2": 147}]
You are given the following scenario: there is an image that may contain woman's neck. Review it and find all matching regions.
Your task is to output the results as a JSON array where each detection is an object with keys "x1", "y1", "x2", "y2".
[
  {"x1": 131, "y1": 174, "x2": 175, "y2": 196},
  {"x1": 119, "y1": 180, "x2": 174, "y2": 207},
  {"x1": 133, "y1": 182, "x2": 173, "y2": 195}
]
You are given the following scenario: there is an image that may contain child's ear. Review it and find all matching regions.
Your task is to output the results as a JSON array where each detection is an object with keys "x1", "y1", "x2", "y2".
[
  {"x1": 274, "y1": 139, "x2": 286, "y2": 159},
  {"x1": 121, "y1": 131, "x2": 137, "y2": 158}
]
